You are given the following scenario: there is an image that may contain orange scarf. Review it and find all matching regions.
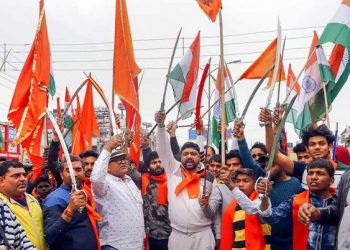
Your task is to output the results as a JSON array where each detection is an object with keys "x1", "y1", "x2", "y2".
[
  {"x1": 220, "y1": 192, "x2": 268, "y2": 250},
  {"x1": 292, "y1": 188, "x2": 336, "y2": 250},
  {"x1": 141, "y1": 173, "x2": 168, "y2": 205},
  {"x1": 82, "y1": 184, "x2": 103, "y2": 250},
  {"x1": 175, "y1": 167, "x2": 205, "y2": 198}
]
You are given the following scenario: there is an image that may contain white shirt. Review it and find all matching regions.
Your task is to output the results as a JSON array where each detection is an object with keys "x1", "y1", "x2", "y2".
[
  {"x1": 156, "y1": 127, "x2": 214, "y2": 233},
  {"x1": 91, "y1": 150, "x2": 144, "y2": 250}
]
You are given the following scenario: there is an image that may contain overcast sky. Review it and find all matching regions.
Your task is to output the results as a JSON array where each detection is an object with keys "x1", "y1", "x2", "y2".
[{"x1": 0, "y1": 0, "x2": 347, "y2": 146}]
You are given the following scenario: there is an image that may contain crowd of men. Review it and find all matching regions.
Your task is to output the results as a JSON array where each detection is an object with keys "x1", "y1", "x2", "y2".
[{"x1": 0, "y1": 107, "x2": 350, "y2": 250}]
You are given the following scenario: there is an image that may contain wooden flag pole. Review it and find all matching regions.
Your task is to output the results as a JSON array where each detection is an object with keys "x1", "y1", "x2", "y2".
[
  {"x1": 322, "y1": 82, "x2": 331, "y2": 128},
  {"x1": 219, "y1": 9, "x2": 226, "y2": 168}
]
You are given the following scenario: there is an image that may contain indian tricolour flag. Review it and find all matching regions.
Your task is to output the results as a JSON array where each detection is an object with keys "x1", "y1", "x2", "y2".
[
  {"x1": 49, "y1": 52, "x2": 56, "y2": 97},
  {"x1": 318, "y1": 0, "x2": 350, "y2": 105},
  {"x1": 169, "y1": 32, "x2": 200, "y2": 120},
  {"x1": 64, "y1": 87, "x2": 74, "y2": 146},
  {"x1": 288, "y1": 32, "x2": 334, "y2": 134},
  {"x1": 212, "y1": 65, "x2": 236, "y2": 149}
]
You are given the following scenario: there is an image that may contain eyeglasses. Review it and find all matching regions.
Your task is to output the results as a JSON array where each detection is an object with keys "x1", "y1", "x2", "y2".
[{"x1": 113, "y1": 158, "x2": 129, "y2": 164}]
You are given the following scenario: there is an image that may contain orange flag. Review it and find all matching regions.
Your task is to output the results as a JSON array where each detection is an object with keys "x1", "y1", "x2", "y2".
[
  {"x1": 328, "y1": 44, "x2": 346, "y2": 78},
  {"x1": 286, "y1": 64, "x2": 301, "y2": 94},
  {"x1": 265, "y1": 54, "x2": 286, "y2": 88},
  {"x1": 114, "y1": 0, "x2": 141, "y2": 167},
  {"x1": 71, "y1": 96, "x2": 85, "y2": 156},
  {"x1": 79, "y1": 80, "x2": 100, "y2": 150},
  {"x1": 8, "y1": 0, "x2": 50, "y2": 167},
  {"x1": 239, "y1": 38, "x2": 286, "y2": 84},
  {"x1": 113, "y1": 0, "x2": 141, "y2": 112},
  {"x1": 196, "y1": 0, "x2": 222, "y2": 22}
]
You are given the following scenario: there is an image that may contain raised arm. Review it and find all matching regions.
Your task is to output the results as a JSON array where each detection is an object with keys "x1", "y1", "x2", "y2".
[
  {"x1": 91, "y1": 136, "x2": 124, "y2": 197},
  {"x1": 155, "y1": 111, "x2": 180, "y2": 174},
  {"x1": 233, "y1": 120, "x2": 265, "y2": 177},
  {"x1": 259, "y1": 108, "x2": 295, "y2": 175}
]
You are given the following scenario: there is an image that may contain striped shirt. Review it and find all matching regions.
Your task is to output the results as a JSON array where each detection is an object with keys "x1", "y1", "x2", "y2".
[{"x1": 0, "y1": 199, "x2": 35, "y2": 250}]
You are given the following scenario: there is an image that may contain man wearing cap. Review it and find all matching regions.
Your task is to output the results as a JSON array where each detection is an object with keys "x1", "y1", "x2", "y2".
[
  {"x1": 91, "y1": 135, "x2": 144, "y2": 250},
  {"x1": 155, "y1": 111, "x2": 215, "y2": 250}
]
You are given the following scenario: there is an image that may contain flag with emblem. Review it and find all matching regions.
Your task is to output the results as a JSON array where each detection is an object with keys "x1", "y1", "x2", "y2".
[{"x1": 288, "y1": 32, "x2": 335, "y2": 134}]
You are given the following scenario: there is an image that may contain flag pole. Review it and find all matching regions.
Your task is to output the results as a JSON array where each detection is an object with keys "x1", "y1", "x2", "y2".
[
  {"x1": 218, "y1": 9, "x2": 226, "y2": 167},
  {"x1": 322, "y1": 82, "x2": 331, "y2": 128},
  {"x1": 276, "y1": 36, "x2": 286, "y2": 107}
]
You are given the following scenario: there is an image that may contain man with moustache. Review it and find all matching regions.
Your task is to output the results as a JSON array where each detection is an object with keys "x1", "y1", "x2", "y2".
[
  {"x1": 0, "y1": 160, "x2": 45, "y2": 250},
  {"x1": 142, "y1": 151, "x2": 171, "y2": 250},
  {"x1": 79, "y1": 150, "x2": 99, "y2": 190},
  {"x1": 91, "y1": 136, "x2": 144, "y2": 250},
  {"x1": 155, "y1": 111, "x2": 215, "y2": 250},
  {"x1": 43, "y1": 155, "x2": 100, "y2": 250}
]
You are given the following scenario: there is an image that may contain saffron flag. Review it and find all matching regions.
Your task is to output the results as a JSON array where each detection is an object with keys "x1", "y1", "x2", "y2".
[
  {"x1": 239, "y1": 38, "x2": 286, "y2": 84},
  {"x1": 7, "y1": 0, "x2": 51, "y2": 167},
  {"x1": 113, "y1": 0, "x2": 141, "y2": 167},
  {"x1": 212, "y1": 64, "x2": 236, "y2": 149},
  {"x1": 79, "y1": 81, "x2": 100, "y2": 150},
  {"x1": 71, "y1": 96, "x2": 85, "y2": 156},
  {"x1": 169, "y1": 32, "x2": 200, "y2": 120},
  {"x1": 196, "y1": 0, "x2": 222, "y2": 22}
]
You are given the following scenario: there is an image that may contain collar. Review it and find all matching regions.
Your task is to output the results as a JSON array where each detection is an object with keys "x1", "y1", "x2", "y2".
[{"x1": 0, "y1": 193, "x2": 36, "y2": 205}]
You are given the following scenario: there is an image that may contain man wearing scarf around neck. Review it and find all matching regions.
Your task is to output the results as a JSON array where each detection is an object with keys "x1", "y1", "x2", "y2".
[
  {"x1": 142, "y1": 151, "x2": 171, "y2": 250},
  {"x1": 155, "y1": 111, "x2": 215, "y2": 250}
]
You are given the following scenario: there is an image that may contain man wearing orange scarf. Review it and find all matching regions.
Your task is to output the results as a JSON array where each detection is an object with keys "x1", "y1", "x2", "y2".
[
  {"x1": 142, "y1": 151, "x2": 171, "y2": 250},
  {"x1": 258, "y1": 158, "x2": 337, "y2": 250},
  {"x1": 155, "y1": 111, "x2": 216, "y2": 250}
]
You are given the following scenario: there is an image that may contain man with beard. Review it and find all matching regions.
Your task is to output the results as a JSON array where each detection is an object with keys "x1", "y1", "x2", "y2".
[
  {"x1": 91, "y1": 136, "x2": 144, "y2": 250},
  {"x1": 155, "y1": 111, "x2": 215, "y2": 250},
  {"x1": 0, "y1": 160, "x2": 45, "y2": 250},
  {"x1": 43, "y1": 155, "x2": 100, "y2": 250},
  {"x1": 79, "y1": 150, "x2": 99, "y2": 190},
  {"x1": 142, "y1": 151, "x2": 171, "y2": 250},
  {"x1": 36, "y1": 175, "x2": 52, "y2": 207}
]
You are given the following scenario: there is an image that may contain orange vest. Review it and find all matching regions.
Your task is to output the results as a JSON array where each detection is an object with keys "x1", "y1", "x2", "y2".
[{"x1": 220, "y1": 192, "x2": 271, "y2": 250}]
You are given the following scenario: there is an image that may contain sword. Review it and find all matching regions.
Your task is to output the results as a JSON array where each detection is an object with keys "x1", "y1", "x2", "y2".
[
  {"x1": 160, "y1": 27, "x2": 182, "y2": 111},
  {"x1": 240, "y1": 65, "x2": 275, "y2": 122}
]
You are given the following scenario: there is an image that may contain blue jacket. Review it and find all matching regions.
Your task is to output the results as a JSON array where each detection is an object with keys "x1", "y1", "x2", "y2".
[
  {"x1": 43, "y1": 185, "x2": 97, "y2": 250},
  {"x1": 237, "y1": 138, "x2": 265, "y2": 177}
]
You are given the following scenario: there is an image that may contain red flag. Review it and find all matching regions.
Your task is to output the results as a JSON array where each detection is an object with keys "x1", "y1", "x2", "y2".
[
  {"x1": 57, "y1": 97, "x2": 61, "y2": 118},
  {"x1": 196, "y1": 0, "x2": 222, "y2": 22},
  {"x1": 79, "y1": 81, "x2": 100, "y2": 150},
  {"x1": 114, "y1": 0, "x2": 141, "y2": 167},
  {"x1": 328, "y1": 44, "x2": 346, "y2": 78},
  {"x1": 8, "y1": 0, "x2": 50, "y2": 167},
  {"x1": 195, "y1": 59, "x2": 211, "y2": 130}
]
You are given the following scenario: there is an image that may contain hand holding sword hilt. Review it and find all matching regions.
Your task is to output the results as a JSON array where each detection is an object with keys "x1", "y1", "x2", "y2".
[
  {"x1": 68, "y1": 187, "x2": 87, "y2": 214},
  {"x1": 258, "y1": 107, "x2": 273, "y2": 127},
  {"x1": 255, "y1": 176, "x2": 273, "y2": 199}
]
